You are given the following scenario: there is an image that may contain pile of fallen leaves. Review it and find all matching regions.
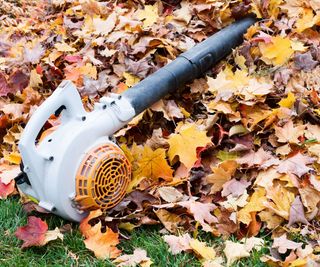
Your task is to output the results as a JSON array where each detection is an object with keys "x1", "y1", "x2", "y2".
[{"x1": 1, "y1": 0, "x2": 320, "y2": 266}]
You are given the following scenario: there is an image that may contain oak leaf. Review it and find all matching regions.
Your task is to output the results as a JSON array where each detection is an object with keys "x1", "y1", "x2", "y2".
[
  {"x1": 168, "y1": 124, "x2": 211, "y2": 169},
  {"x1": 154, "y1": 209, "x2": 182, "y2": 233}
]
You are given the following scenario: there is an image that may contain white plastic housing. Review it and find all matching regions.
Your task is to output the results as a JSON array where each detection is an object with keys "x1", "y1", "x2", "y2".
[{"x1": 18, "y1": 81, "x2": 135, "y2": 221}]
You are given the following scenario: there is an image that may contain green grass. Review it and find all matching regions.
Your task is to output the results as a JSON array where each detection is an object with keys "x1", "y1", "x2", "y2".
[{"x1": 0, "y1": 197, "x2": 270, "y2": 266}]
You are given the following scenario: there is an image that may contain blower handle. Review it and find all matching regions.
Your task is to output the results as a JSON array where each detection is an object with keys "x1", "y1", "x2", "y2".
[{"x1": 121, "y1": 17, "x2": 256, "y2": 115}]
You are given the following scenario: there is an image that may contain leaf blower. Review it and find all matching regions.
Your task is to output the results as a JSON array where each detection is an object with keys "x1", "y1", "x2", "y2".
[{"x1": 15, "y1": 17, "x2": 256, "y2": 221}]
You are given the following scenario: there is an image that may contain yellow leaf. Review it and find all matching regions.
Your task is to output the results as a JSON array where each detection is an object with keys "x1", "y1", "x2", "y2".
[
  {"x1": 224, "y1": 240, "x2": 250, "y2": 266},
  {"x1": 4, "y1": 152, "x2": 21, "y2": 165},
  {"x1": 238, "y1": 187, "x2": 267, "y2": 225},
  {"x1": 295, "y1": 8, "x2": 320, "y2": 33},
  {"x1": 54, "y1": 42, "x2": 76, "y2": 52},
  {"x1": 259, "y1": 36, "x2": 294, "y2": 66},
  {"x1": 206, "y1": 160, "x2": 238, "y2": 194},
  {"x1": 79, "y1": 63, "x2": 97, "y2": 79},
  {"x1": 29, "y1": 69, "x2": 42, "y2": 88},
  {"x1": 234, "y1": 53, "x2": 247, "y2": 70},
  {"x1": 137, "y1": 4, "x2": 159, "y2": 28},
  {"x1": 264, "y1": 183, "x2": 295, "y2": 219},
  {"x1": 189, "y1": 239, "x2": 216, "y2": 261},
  {"x1": 133, "y1": 146, "x2": 173, "y2": 182},
  {"x1": 168, "y1": 124, "x2": 211, "y2": 169},
  {"x1": 278, "y1": 91, "x2": 295, "y2": 108},
  {"x1": 123, "y1": 72, "x2": 140, "y2": 87}
]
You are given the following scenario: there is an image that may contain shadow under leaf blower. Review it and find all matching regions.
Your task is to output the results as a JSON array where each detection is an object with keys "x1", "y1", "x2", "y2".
[{"x1": 15, "y1": 17, "x2": 256, "y2": 221}]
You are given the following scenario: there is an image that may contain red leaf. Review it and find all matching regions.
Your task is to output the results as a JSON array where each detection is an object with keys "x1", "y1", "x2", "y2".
[
  {"x1": 9, "y1": 70, "x2": 29, "y2": 93},
  {"x1": 15, "y1": 216, "x2": 48, "y2": 248},
  {"x1": 0, "y1": 179, "x2": 15, "y2": 199},
  {"x1": 0, "y1": 72, "x2": 11, "y2": 97}
]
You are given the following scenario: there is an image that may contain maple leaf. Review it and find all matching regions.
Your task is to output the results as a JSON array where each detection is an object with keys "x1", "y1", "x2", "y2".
[
  {"x1": 113, "y1": 248, "x2": 152, "y2": 267},
  {"x1": 0, "y1": 179, "x2": 15, "y2": 199},
  {"x1": 0, "y1": 72, "x2": 12, "y2": 97},
  {"x1": 79, "y1": 209, "x2": 103, "y2": 238},
  {"x1": 238, "y1": 187, "x2": 267, "y2": 225},
  {"x1": 224, "y1": 240, "x2": 250, "y2": 266},
  {"x1": 264, "y1": 182, "x2": 295, "y2": 220},
  {"x1": 299, "y1": 185, "x2": 320, "y2": 212},
  {"x1": 163, "y1": 234, "x2": 192, "y2": 255},
  {"x1": 277, "y1": 153, "x2": 314, "y2": 177},
  {"x1": 272, "y1": 234, "x2": 302, "y2": 254},
  {"x1": 154, "y1": 209, "x2": 182, "y2": 233},
  {"x1": 83, "y1": 225, "x2": 121, "y2": 259},
  {"x1": 189, "y1": 239, "x2": 216, "y2": 261},
  {"x1": 137, "y1": 4, "x2": 159, "y2": 28},
  {"x1": 168, "y1": 124, "x2": 211, "y2": 169},
  {"x1": 179, "y1": 200, "x2": 217, "y2": 232},
  {"x1": 15, "y1": 216, "x2": 63, "y2": 248},
  {"x1": 274, "y1": 121, "x2": 305, "y2": 144},
  {"x1": 287, "y1": 196, "x2": 308, "y2": 227},
  {"x1": 206, "y1": 160, "x2": 238, "y2": 194},
  {"x1": 237, "y1": 148, "x2": 274, "y2": 168},
  {"x1": 259, "y1": 36, "x2": 294, "y2": 66},
  {"x1": 133, "y1": 146, "x2": 173, "y2": 182}
]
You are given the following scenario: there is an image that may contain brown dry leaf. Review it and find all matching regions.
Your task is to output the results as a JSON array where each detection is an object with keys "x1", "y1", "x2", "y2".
[
  {"x1": 154, "y1": 209, "x2": 182, "y2": 233},
  {"x1": 168, "y1": 123, "x2": 211, "y2": 169},
  {"x1": 299, "y1": 185, "x2": 320, "y2": 212},
  {"x1": 157, "y1": 186, "x2": 183, "y2": 203},
  {"x1": 206, "y1": 160, "x2": 238, "y2": 194}
]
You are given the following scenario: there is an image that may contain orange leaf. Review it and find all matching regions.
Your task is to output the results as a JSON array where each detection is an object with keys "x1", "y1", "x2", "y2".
[
  {"x1": 83, "y1": 225, "x2": 121, "y2": 259},
  {"x1": 79, "y1": 209, "x2": 103, "y2": 238}
]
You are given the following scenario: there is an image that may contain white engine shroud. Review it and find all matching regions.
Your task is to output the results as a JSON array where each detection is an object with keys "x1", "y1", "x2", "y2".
[{"x1": 18, "y1": 81, "x2": 135, "y2": 221}]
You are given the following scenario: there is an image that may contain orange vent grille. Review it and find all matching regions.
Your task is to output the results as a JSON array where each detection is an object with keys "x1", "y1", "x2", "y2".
[{"x1": 75, "y1": 143, "x2": 131, "y2": 210}]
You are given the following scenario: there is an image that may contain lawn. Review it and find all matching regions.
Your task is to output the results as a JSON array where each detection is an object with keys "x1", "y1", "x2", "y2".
[{"x1": 0, "y1": 197, "x2": 270, "y2": 266}]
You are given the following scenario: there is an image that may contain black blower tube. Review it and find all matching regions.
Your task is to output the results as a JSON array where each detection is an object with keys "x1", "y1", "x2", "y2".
[{"x1": 121, "y1": 17, "x2": 256, "y2": 115}]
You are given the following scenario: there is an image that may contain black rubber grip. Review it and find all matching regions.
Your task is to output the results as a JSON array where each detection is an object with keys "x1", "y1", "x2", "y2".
[{"x1": 121, "y1": 17, "x2": 256, "y2": 115}]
